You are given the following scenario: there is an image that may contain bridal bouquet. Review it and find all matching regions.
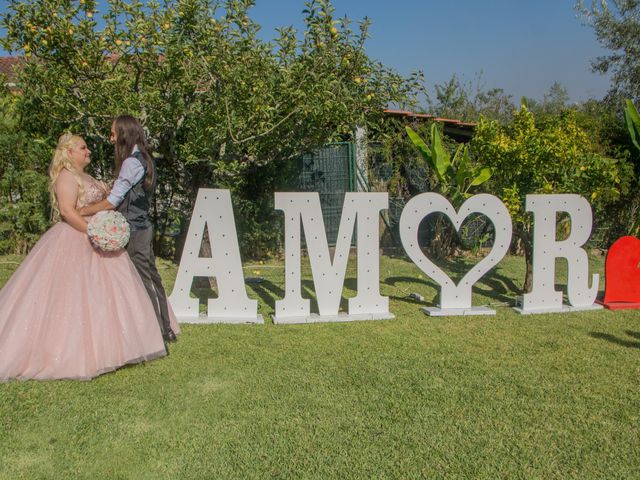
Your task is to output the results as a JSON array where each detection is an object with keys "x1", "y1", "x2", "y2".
[{"x1": 87, "y1": 211, "x2": 130, "y2": 251}]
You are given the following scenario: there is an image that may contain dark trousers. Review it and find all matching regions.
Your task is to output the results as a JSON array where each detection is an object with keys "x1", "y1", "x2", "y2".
[{"x1": 127, "y1": 226, "x2": 171, "y2": 336}]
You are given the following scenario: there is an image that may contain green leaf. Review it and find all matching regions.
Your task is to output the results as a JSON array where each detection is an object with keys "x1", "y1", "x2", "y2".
[
  {"x1": 406, "y1": 125, "x2": 447, "y2": 183},
  {"x1": 405, "y1": 125, "x2": 432, "y2": 163},
  {"x1": 429, "y1": 123, "x2": 452, "y2": 180},
  {"x1": 450, "y1": 190, "x2": 465, "y2": 206},
  {"x1": 451, "y1": 143, "x2": 464, "y2": 169},
  {"x1": 624, "y1": 99, "x2": 640, "y2": 153},
  {"x1": 469, "y1": 167, "x2": 492, "y2": 187},
  {"x1": 454, "y1": 145, "x2": 472, "y2": 187}
]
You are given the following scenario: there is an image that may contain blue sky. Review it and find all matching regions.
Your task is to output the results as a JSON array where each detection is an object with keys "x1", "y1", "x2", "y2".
[
  {"x1": 0, "y1": 0, "x2": 612, "y2": 104},
  {"x1": 249, "y1": 0, "x2": 611, "y2": 104}
]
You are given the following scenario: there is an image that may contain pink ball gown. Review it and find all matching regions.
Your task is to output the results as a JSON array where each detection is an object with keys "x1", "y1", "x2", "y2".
[{"x1": 0, "y1": 173, "x2": 179, "y2": 381}]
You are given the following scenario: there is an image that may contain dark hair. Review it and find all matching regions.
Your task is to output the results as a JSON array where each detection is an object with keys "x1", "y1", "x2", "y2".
[{"x1": 113, "y1": 114, "x2": 155, "y2": 191}]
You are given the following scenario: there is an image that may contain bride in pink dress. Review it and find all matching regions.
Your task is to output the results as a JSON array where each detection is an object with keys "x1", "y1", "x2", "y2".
[{"x1": 0, "y1": 133, "x2": 177, "y2": 380}]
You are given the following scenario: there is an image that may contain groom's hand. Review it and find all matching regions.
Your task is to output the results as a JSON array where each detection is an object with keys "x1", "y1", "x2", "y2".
[{"x1": 79, "y1": 199, "x2": 116, "y2": 217}]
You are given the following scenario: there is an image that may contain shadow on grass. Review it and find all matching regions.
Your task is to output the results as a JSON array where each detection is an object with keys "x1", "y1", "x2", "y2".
[
  {"x1": 386, "y1": 294, "x2": 429, "y2": 306},
  {"x1": 473, "y1": 274, "x2": 522, "y2": 302},
  {"x1": 589, "y1": 331, "x2": 640, "y2": 349},
  {"x1": 245, "y1": 255, "x2": 529, "y2": 310},
  {"x1": 249, "y1": 278, "x2": 323, "y2": 313},
  {"x1": 249, "y1": 276, "x2": 418, "y2": 312},
  {"x1": 385, "y1": 275, "x2": 439, "y2": 305},
  {"x1": 625, "y1": 331, "x2": 640, "y2": 341},
  {"x1": 248, "y1": 279, "x2": 284, "y2": 308},
  {"x1": 435, "y1": 257, "x2": 523, "y2": 297},
  {"x1": 384, "y1": 270, "x2": 521, "y2": 305}
]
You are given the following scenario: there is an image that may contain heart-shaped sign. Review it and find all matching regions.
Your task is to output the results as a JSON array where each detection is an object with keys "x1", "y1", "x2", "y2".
[
  {"x1": 602, "y1": 236, "x2": 640, "y2": 308},
  {"x1": 399, "y1": 193, "x2": 513, "y2": 310}
]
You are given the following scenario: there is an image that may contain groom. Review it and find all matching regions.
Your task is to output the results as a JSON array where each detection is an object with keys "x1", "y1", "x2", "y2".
[{"x1": 80, "y1": 115, "x2": 177, "y2": 344}]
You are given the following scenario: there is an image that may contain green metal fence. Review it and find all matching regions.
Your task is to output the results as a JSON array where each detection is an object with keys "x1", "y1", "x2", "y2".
[{"x1": 295, "y1": 142, "x2": 356, "y2": 245}]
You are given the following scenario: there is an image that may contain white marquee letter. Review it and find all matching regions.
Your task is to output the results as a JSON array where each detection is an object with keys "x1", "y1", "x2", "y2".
[
  {"x1": 400, "y1": 193, "x2": 512, "y2": 315},
  {"x1": 519, "y1": 194, "x2": 600, "y2": 313},
  {"x1": 168, "y1": 189, "x2": 262, "y2": 323},
  {"x1": 274, "y1": 192, "x2": 392, "y2": 323}
]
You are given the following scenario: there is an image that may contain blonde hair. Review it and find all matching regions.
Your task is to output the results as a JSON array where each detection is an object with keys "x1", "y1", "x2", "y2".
[{"x1": 49, "y1": 133, "x2": 86, "y2": 221}]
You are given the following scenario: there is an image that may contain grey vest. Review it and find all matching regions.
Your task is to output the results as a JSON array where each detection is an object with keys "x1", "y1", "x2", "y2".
[{"x1": 116, "y1": 151, "x2": 155, "y2": 231}]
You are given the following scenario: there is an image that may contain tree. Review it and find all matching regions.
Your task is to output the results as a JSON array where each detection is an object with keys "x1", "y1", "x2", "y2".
[
  {"x1": 429, "y1": 73, "x2": 515, "y2": 123},
  {"x1": 473, "y1": 87, "x2": 515, "y2": 124},
  {"x1": 1, "y1": 0, "x2": 425, "y2": 257},
  {"x1": 577, "y1": 0, "x2": 640, "y2": 102},
  {"x1": 471, "y1": 104, "x2": 633, "y2": 291},
  {"x1": 522, "y1": 82, "x2": 571, "y2": 119},
  {"x1": 542, "y1": 82, "x2": 571, "y2": 112},
  {"x1": 0, "y1": 86, "x2": 51, "y2": 254},
  {"x1": 431, "y1": 75, "x2": 473, "y2": 120}
]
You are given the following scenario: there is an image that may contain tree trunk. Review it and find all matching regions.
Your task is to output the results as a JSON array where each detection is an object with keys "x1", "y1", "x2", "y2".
[
  {"x1": 429, "y1": 215, "x2": 457, "y2": 260},
  {"x1": 514, "y1": 227, "x2": 534, "y2": 293}
]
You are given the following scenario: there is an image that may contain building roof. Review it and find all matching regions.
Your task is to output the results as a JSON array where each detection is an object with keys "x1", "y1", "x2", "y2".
[
  {"x1": 0, "y1": 56, "x2": 23, "y2": 84},
  {"x1": 384, "y1": 109, "x2": 476, "y2": 142},
  {"x1": 384, "y1": 109, "x2": 476, "y2": 127}
]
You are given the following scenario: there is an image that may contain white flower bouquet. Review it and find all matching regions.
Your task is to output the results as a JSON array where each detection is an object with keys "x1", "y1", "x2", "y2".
[{"x1": 87, "y1": 211, "x2": 130, "y2": 251}]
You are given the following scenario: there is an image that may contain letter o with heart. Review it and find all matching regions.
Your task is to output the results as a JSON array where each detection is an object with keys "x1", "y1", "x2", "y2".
[{"x1": 399, "y1": 193, "x2": 513, "y2": 310}]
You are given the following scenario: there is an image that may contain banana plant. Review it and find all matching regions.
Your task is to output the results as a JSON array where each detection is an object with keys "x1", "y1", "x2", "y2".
[
  {"x1": 624, "y1": 99, "x2": 640, "y2": 154},
  {"x1": 406, "y1": 124, "x2": 491, "y2": 205}
]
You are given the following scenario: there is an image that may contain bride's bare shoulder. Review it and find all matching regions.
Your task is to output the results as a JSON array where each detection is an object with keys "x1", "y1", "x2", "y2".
[{"x1": 54, "y1": 169, "x2": 80, "y2": 191}]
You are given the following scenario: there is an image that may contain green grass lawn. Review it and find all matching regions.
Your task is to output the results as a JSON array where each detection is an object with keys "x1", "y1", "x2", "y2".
[{"x1": 0, "y1": 252, "x2": 638, "y2": 479}]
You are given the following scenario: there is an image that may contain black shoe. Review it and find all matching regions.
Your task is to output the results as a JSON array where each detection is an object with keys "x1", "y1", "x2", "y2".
[{"x1": 163, "y1": 329, "x2": 177, "y2": 343}]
